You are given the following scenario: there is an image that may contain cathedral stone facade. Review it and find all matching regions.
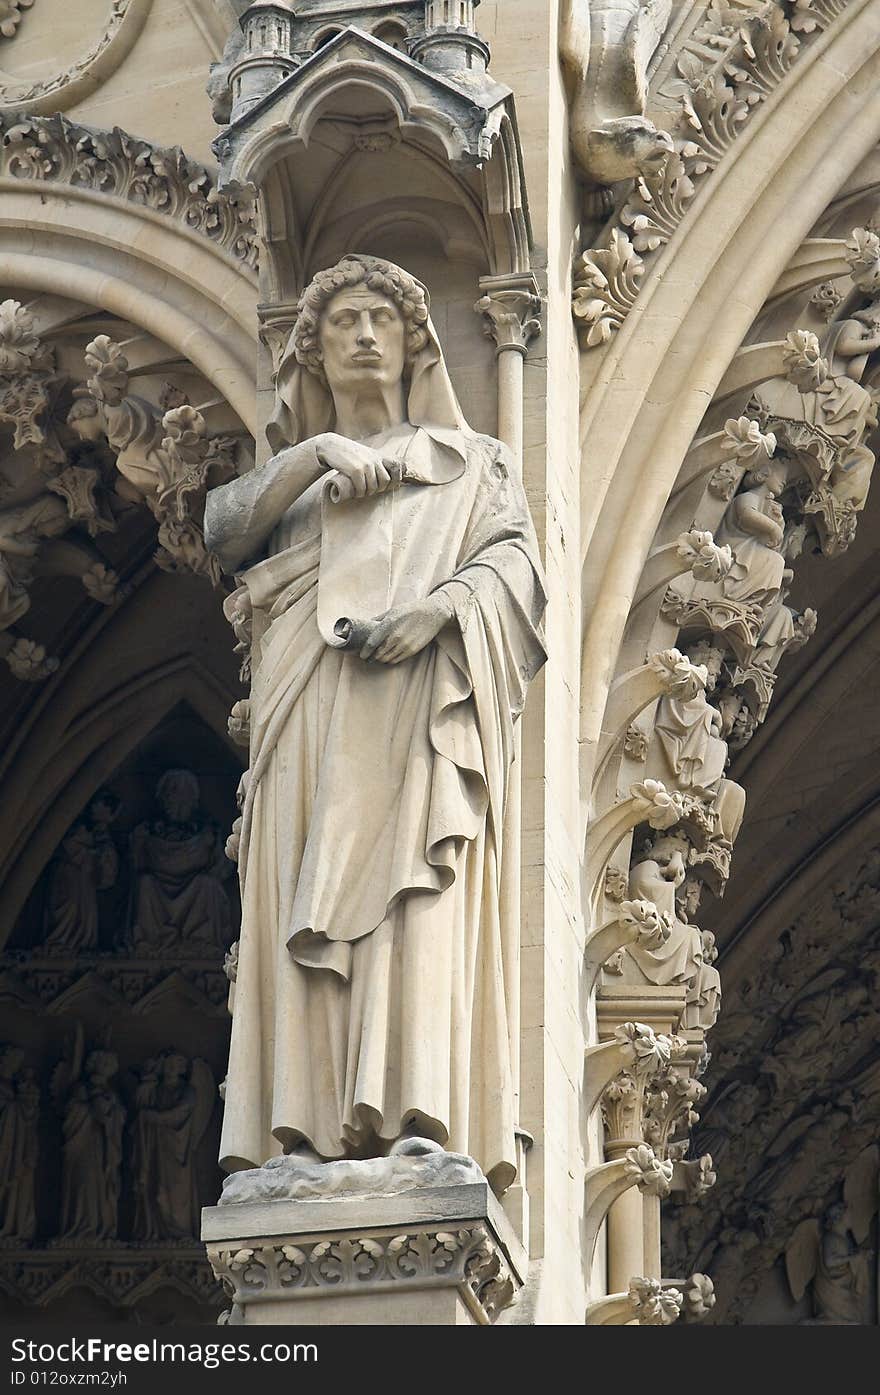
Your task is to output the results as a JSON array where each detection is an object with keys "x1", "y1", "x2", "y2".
[{"x1": 1, "y1": 0, "x2": 879, "y2": 1327}]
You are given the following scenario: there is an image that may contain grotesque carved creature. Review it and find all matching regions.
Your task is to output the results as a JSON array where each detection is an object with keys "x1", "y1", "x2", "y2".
[{"x1": 559, "y1": 0, "x2": 674, "y2": 188}]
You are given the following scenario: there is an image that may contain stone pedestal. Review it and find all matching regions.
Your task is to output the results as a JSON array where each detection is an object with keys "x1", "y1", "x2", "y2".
[{"x1": 203, "y1": 1180, "x2": 526, "y2": 1326}]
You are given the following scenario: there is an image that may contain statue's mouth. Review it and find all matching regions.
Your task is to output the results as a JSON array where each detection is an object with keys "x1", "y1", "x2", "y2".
[{"x1": 352, "y1": 352, "x2": 382, "y2": 364}]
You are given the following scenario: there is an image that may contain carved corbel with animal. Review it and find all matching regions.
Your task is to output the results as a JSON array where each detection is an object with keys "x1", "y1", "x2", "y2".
[{"x1": 559, "y1": 0, "x2": 674, "y2": 200}]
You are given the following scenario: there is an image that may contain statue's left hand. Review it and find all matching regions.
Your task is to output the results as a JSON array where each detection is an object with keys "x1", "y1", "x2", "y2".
[{"x1": 359, "y1": 594, "x2": 454, "y2": 664}]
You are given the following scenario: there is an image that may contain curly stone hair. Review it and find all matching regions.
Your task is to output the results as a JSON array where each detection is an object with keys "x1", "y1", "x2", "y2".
[{"x1": 291, "y1": 254, "x2": 430, "y2": 380}]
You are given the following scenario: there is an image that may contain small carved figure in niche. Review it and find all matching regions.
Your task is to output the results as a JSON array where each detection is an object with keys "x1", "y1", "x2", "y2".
[
  {"x1": 52, "y1": 1031, "x2": 124, "y2": 1241},
  {"x1": 0, "y1": 492, "x2": 70, "y2": 631},
  {"x1": 760, "y1": 239, "x2": 880, "y2": 514},
  {"x1": 751, "y1": 596, "x2": 817, "y2": 677},
  {"x1": 130, "y1": 1052, "x2": 215, "y2": 1239},
  {"x1": 627, "y1": 835, "x2": 720, "y2": 1031},
  {"x1": 786, "y1": 1201, "x2": 871, "y2": 1324},
  {"x1": 651, "y1": 642, "x2": 728, "y2": 797},
  {"x1": 0, "y1": 1045, "x2": 39, "y2": 1240},
  {"x1": 693, "y1": 930, "x2": 721, "y2": 1033},
  {"x1": 43, "y1": 791, "x2": 120, "y2": 952},
  {"x1": 129, "y1": 770, "x2": 232, "y2": 952},
  {"x1": 66, "y1": 346, "x2": 166, "y2": 511},
  {"x1": 714, "y1": 458, "x2": 790, "y2": 612}
]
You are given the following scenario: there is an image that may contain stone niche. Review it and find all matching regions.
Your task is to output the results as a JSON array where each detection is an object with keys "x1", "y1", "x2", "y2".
[{"x1": 0, "y1": 709, "x2": 243, "y2": 1323}]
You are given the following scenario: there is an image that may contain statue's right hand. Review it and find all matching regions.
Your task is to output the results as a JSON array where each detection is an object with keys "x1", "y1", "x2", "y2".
[{"x1": 314, "y1": 433, "x2": 396, "y2": 501}]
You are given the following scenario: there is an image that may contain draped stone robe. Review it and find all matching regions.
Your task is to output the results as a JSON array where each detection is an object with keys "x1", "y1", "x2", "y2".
[{"x1": 218, "y1": 425, "x2": 546, "y2": 1194}]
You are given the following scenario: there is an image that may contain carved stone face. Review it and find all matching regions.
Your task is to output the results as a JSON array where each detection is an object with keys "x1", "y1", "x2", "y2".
[
  {"x1": 162, "y1": 1054, "x2": 187, "y2": 1082},
  {"x1": 156, "y1": 771, "x2": 199, "y2": 823},
  {"x1": 317, "y1": 286, "x2": 406, "y2": 398},
  {"x1": 67, "y1": 403, "x2": 105, "y2": 443}
]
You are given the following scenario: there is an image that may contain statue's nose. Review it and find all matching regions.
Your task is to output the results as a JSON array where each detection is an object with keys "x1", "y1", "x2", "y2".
[{"x1": 357, "y1": 313, "x2": 377, "y2": 347}]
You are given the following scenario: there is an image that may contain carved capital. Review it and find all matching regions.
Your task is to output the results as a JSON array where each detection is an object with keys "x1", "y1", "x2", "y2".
[
  {"x1": 644, "y1": 1067, "x2": 707, "y2": 1161},
  {"x1": 475, "y1": 274, "x2": 542, "y2": 356}
]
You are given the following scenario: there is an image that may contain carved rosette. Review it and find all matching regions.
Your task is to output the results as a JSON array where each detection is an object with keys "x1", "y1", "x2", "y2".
[{"x1": 207, "y1": 1223, "x2": 516, "y2": 1324}]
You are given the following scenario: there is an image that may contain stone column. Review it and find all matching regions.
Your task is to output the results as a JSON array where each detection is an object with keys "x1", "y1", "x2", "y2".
[
  {"x1": 474, "y1": 272, "x2": 542, "y2": 1247},
  {"x1": 597, "y1": 987, "x2": 686, "y2": 1302},
  {"x1": 475, "y1": 273, "x2": 542, "y2": 468}
]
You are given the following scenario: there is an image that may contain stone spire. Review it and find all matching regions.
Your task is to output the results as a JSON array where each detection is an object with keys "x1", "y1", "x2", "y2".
[
  {"x1": 229, "y1": 1, "x2": 297, "y2": 122},
  {"x1": 413, "y1": 1, "x2": 489, "y2": 76}
]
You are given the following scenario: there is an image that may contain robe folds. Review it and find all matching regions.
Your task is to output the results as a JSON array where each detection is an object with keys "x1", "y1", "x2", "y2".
[{"x1": 219, "y1": 427, "x2": 546, "y2": 1193}]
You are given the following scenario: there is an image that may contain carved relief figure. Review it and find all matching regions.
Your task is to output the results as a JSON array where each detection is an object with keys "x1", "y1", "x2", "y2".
[
  {"x1": 786, "y1": 1201, "x2": 870, "y2": 1324},
  {"x1": 204, "y1": 254, "x2": 546, "y2": 1192},
  {"x1": 68, "y1": 340, "x2": 236, "y2": 580},
  {"x1": 651, "y1": 643, "x2": 728, "y2": 797},
  {"x1": 627, "y1": 835, "x2": 719, "y2": 1030},
  {"x1": 129, "y1": 770, "x2": 232, "y2": 952},
  {"x1": 67, "y1": 339, "x2": 167, "y2": 510},
  {"x1": 52, "y1": 1037, "x2": 124, "y2": 1241},
  {"x1": 131, "y1": 1052, "x2": 214, "y2": 1239},
  {"x1": 0, "y1": 492, "x2": 70, "y2": 630},
  {"x1": 0, "y1": 1045, "x2": 38, "y2": 1240},
  {"x1": 43, "y1": 791, "x2": 120, "y2": 952},
  {"x1": 714, "y1": 459, "x2": 790, "y2": 611},
  {"x1": 760, "y1": 247, "x2": 880, "y2": 514}
]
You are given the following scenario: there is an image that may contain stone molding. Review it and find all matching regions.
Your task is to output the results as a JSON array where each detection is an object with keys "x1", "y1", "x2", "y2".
[
  {"x1": 0, "y1": 0, "x2": 153, "y2": 112},
  {"x1": 204, "y1": 1181, "x2": 525, "y2": 1325},
  {"x1": 208, "y1": 1223, "x2": 515, "y2": 1323},
  {"x1": 0, "y1": 111, "x2": 258, "y2": 274},
  {"x1": 0, "y1": 1245, "x2": 222, "y2": 1310},
  {"x1": 0, "y1": 953, "x2": 229, "y2": 1016}
]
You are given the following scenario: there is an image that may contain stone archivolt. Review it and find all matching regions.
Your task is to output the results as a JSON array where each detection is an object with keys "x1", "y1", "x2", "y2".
[
  {"x1": 0, "y1": 301, "x2": 250, "y2": 678},
  {"x1": 0, "y1": 0, "x2": 154, "y2": 113},
  {"x1": 581, "y1": 127, "x2": 880, "y2": 1319},
  {"x1": 0, "y1": 112, "x2": 258, "y2": 271},
  {"x1": 571, "y1": 0, "x2": 856, "y2": 344}
]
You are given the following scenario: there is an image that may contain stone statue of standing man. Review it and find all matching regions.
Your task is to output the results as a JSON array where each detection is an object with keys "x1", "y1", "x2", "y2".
[{"x1": 205, "y1": 254, "x2": 546, "y2": 1195}]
